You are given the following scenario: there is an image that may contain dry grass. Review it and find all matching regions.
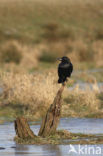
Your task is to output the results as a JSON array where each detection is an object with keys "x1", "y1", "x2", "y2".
[
  {"x1": 0, "y1": 71, "x2": 103, "y2": 120},
  {"x1": 0, "y1": 39, "x2": 103, "y2": 73},
  {"x1": 62, "y1": 82, "x2": 103, "y2": 118},
  {"x1": 0, "y1": 71, "x2": 59, "y2": 120},
  {"x1": 0, "y1": 0, "x2": 103, "y2": 120},
  {"x1": 0, "y1": 40, "x2": 44, "y2": 72},
  {"x1": 92, "y1": 40, "x2": 103, "y2": 67},
  {"x1": 0, "y1": 0, "x2": 103, "y2": 69}
]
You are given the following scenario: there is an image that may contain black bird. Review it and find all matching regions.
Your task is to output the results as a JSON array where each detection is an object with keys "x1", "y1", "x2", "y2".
[{"x1": 57, "y1": 56, "x2": 73, "y2": 84}]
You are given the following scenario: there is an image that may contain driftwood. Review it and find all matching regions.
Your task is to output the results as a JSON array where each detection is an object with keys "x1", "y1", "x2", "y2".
[
  {"x1": 15, "y1": 117, "x2": 36, "y2": 139},
  {"x1": 14, "y1": 84, "x2": 65, "y2": 140},
  {"x1": 38, "y1": 84, "x2": 65, "y2": 137}
]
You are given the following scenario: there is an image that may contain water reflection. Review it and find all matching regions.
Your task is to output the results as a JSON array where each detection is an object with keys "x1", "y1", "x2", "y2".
[
  {"x1": 42, "y1": 145, "x2": 62, "y2": 156},
  {"x1": 14, "y1": 144, "x2": 29, "y2": 155}
]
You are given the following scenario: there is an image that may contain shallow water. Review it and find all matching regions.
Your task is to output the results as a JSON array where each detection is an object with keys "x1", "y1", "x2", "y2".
[
  {"x1": 71, "y1": 68, "x2": 103, "y2": 91},
  {"x1": 69, "y1": 81, "x2": 103, "y2": 91},
  {"x1": 73, "y1": 68, "x2": 103, "y2": 75},
  {"x1": 1, "y1": 118, "x2": 103, "y2": 156}
]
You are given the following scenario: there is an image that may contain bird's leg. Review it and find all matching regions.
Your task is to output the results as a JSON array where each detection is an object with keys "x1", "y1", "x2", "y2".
[
  {"x1": 62, "y1": 82, "x2": 66, "y2": 86},
  {"x1": 62, "y1": 82, "x2": 65, "y2": 86}
]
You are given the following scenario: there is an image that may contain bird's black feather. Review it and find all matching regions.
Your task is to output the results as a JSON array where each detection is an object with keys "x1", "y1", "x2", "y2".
[{"x1": 58, "y1": 56, "x2": 73, "y2": 83}]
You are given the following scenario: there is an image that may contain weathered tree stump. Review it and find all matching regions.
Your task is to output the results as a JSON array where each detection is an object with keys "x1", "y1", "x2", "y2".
[
  {"x1": 14, "y1": 83, "x2": 65, "y2": 141},
  {"x1": 38, "y1": 84, "x2": 65, "y2": 137},
  {"x1": 15, "y1": 117, "x2": 36, "y2": 139}
]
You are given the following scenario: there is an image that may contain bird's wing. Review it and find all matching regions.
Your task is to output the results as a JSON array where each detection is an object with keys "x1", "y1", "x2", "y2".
[
  {"x1": 67, "y1": 63, "x2": 73, "y2": 77},
  {"x1": 70, "y1": 63, "x2": 73, "y2": 73},
  {"x1": 58, "y1": 65, "x2": 63, "y2": 77},
  {"x1": 58, "y1": 63, "x2": 73, "y2": 77}
]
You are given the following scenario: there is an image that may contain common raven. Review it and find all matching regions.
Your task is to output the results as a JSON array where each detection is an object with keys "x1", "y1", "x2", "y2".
[{"x1": 57, "y1": 56, "x2": 73, "y2": 84}]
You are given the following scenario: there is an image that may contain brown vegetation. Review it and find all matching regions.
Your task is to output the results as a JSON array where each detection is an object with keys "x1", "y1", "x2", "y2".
[
  {"x1": 0, "y1": 71, "x2": 59, "y2": 120},
  {"x1": 0, "y1": 71, "x2": 103, "y2": 120},
  {"x1": 0, "y1": 0, "x2": 103, "y2": 121},
  {"x1": 0, "y1": 0, "x2": 103, "y2": 70}
]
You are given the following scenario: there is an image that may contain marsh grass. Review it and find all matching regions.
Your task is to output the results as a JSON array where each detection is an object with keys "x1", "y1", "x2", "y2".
[
  {"x1": 0, "y1": 40, "x2": 42, "y2": 72},
  {"x1": 0, "y1": 0, "x2": 103, "y2": 43},
  {"x1": 0, "y1": 71, "x2": 59, "y2": 120},
  {"x1": 39, "y1": 51, "x2": 57, "y2": 63},
  {"x1": 0, "y1": 0, "x2": 103, "y2": 69},
  {"x1": 0, "y1": 40, "x2": 22, "y2": 64},
  {"x1": 14, "y1": 129, "x2": 102, "y2": 145},
  {"x1": 0, "y1": 71, "x2": 103, "y2": 120},
  {"x1": 62, "y1": 82, "x2": 103, "y2": 118},
  {"x1": 0, "y1": 0, "x2": 103, "y2": 120}
]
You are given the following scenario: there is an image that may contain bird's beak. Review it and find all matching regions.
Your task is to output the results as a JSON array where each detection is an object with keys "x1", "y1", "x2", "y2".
[{"x1": 57, "y1": 58, "x2": 62, "y2": 61}]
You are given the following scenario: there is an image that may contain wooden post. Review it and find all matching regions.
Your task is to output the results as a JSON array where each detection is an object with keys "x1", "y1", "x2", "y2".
[
  {"x1": 15, "y1": 117, "x2": 36, "y2": 139},
  {"x1": 38, "y1": 84, "x2": 65, "y2": 137}
]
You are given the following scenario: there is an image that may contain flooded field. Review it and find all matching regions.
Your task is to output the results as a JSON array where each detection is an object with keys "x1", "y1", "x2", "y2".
[
  {"x1": 1, "y1": 118, "x2": 103, "y2": 156},
  {"x1": 0, "y1": 0, "x2": 103, "y2": 155}
]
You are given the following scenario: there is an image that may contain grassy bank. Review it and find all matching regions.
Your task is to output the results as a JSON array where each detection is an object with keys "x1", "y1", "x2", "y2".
[{"x1": 15, "y1": 129, "x2": 103, "y2": 145}]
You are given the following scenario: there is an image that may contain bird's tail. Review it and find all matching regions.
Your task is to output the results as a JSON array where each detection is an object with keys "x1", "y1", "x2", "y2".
[
  {"x1": 58, "y1": 77, "x2": 66, "y2": 83},
  {"x1": 58, "y1": 78, "x2": 62, "y2": 83}
]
